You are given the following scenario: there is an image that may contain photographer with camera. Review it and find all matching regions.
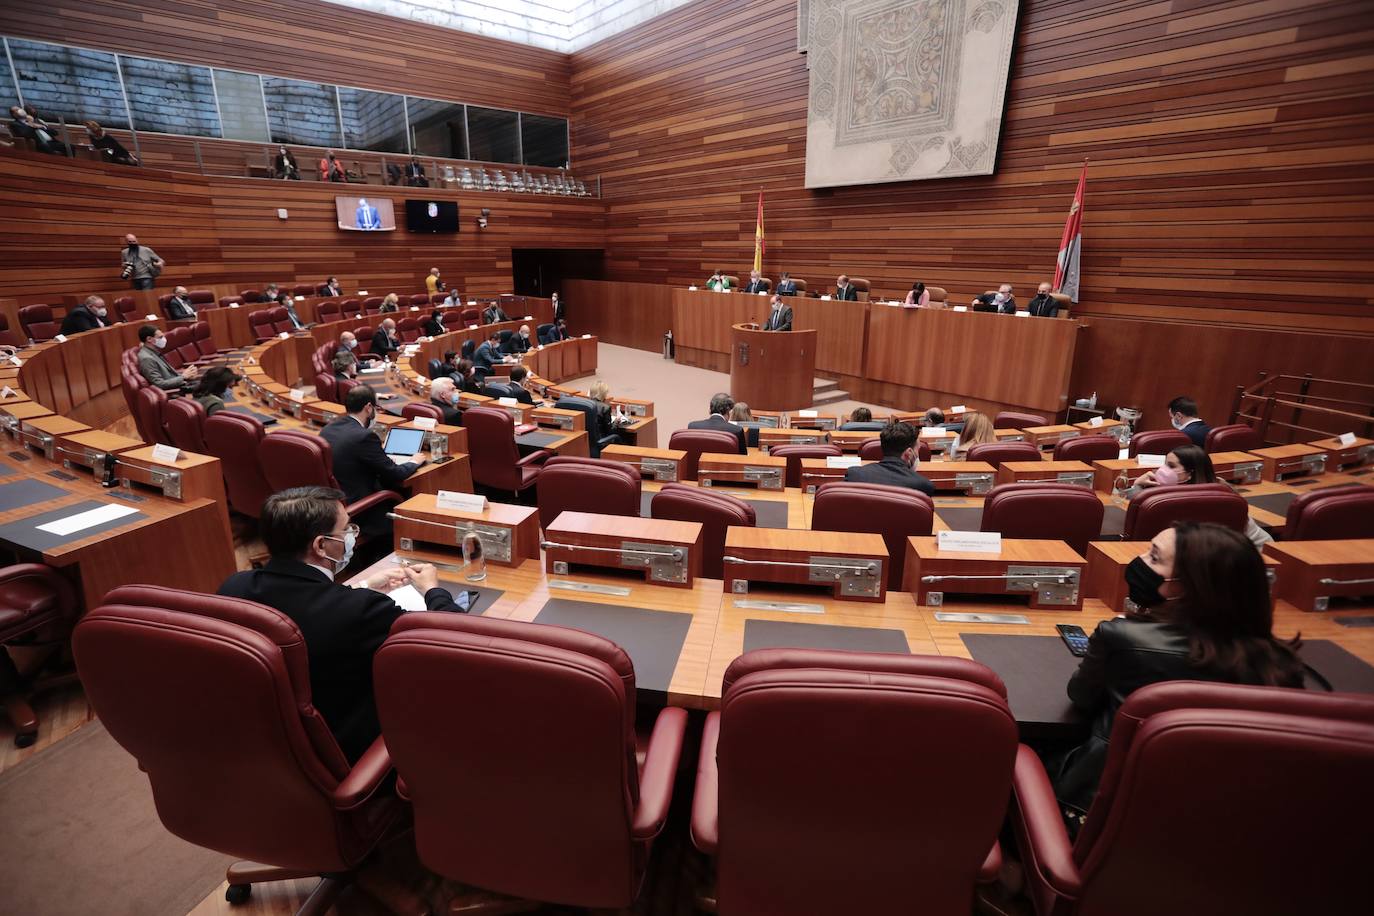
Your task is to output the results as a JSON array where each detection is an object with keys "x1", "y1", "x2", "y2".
[{"x1": 120, "y1": 234, "x2": 164, "y2": 290}]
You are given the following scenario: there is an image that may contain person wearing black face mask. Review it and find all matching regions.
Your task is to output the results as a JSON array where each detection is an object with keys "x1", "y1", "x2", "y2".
[
  {"x1": 320, "y1": 385, "x2": 427, "y2": 541},
  {"x1": 1047, "y1": 522, "x2": 1306, "y2": 821},
  {"x1": 119, "y1": 233, "x2": 163, "y2": 290}
]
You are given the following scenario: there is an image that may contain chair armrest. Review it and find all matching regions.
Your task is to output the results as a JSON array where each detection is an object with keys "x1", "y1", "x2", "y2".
[
  {"x1": 689, "y1": 710, "x2": 720, "y2": 855},
  {"x1": 631, "y1": 706, "x2": 689, "y2": 841},
  {"x1": 516, "y1": 449, "x2": 554, "y2": 468},
  {"x1": 345, "y1": 490, "x2": 403, "y2": 518},
  {"x1": 332, "y1": 736, "x2": 393, "y2": 810},
  {"x1": 979, "y1": 841, "x2": 1003, "y2": 883},
  {"x1": 1011, "y1": 744, "x2": 1082, "y2": 897},
  {"x1": 0, "y1": 563, "x2": 77, "y2": 615}
]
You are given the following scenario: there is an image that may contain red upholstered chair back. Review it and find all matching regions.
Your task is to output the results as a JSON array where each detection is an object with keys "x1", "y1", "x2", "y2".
[
  {"x1": 311, "y1": 343, "x2": 333, "y2": 376},
  {"x1": 258, "y1": 431, "x2": 337, "y2": 491},
  {"x1": 0, "y1": 314, "x2": 21, "y2": 348},
  {"x1": 337, "y1": 377, "x2": 359, "y2": 401},
  {"x1": 464, "y1": 406, "x2": 526, "y2": 491},
  {"x1": 353, "y1": 325, "x2": 374, "y2": 355},
  {"x1": 1054, "y1": 434, "x2": 1120, "y2": 462},
  {"x1": 218, "y1": 296, "x2": 243, "y2": 309},
  {"x1": 667, "y1": 429, "x2": 741, "y2": 481},
  {"x1": 72, "y1": 586, "x2": 379, "y2": 871},
  {"x1": 811, "y1": 481, "x2": 934, "y2": 589},
  {"x1": 849, "y1": 277, "x2": 871, "y2": 300},
  {"x1": 401, "y1": 402, "x2": 443, "y2": 424},
  {"x1": 240, "y1": 289, "x2": 263, "y2": 303},
  {"x1": 249, "y1": 308, "x2": 277, "y2": 343},
  {"x1": 995, "y1": 411, "x2": 1047, "y2": 429},
  {"x1": 967, "y1": 441, "x2": 1042, "y2": 468},
  {"x1": 408, "y1": 294, "x2": 429, "y2": 307},
  {"x1": 535, "y1": 456, "x2": 642, "y2": 530},
  {"x1": 120, "y1": 367, "x2": 144, "y2": 417},
  {"x1": 134, "y1": 385, "x2": 170, "y2": 444},
  {"x1": 114, "y1": 296, "x2": 141, "y2": 323},
  {"x1": 1062, "y1": 681, "x2": 1374, "y2": 916},
  {"x1": 316, "y1": 300, "x2": 342, "y2": 324},
  {"x1": 375, "y1": 613, "x2": 647, "y2": 907},
  {"x1": 769, "y1": 443, "x2": 842, "y2": 489},
  {"x1": 292, "y1": 283, "x2": 316, "y2": 297},
  {"x1": 1121, "y1": 483, "x2": 1248, "y2": 541},
  {"x1": 713, "y1": 650, "x2": 1017, "y2": 916},
  {"x1": 461, "y1": 308, "x2": 481, "y2": 325},
  {"x1": 857, "y1": 438, "x2": 931, "y2": 462},
  {"x1": 1128, "y1": 429, "x2": 1191, "y2": 457},
  {"x1": 1205, "y1": 423, "x2": 1263, "y2": 453},
  {"x1": 314, "y1": 372, "x2": 338, "y2": 404},
  {"x1": 650, "y1": 483, "x2": 754, "y2": 579},
  {"x1": 362, "y1": 296, "x2": 384, "y2": 314},
  {"x1": 1284, "y1": 484, "x2": 1374, "y2": 540},
  {"x1": 981, "y1": 483, "x2": 1104, "y2": 555},
  {"x1": 19, "y1": 304, "x2": 59, "y2": 343},
  {"x1": 188, "y1": 290, "x2": 215, "y2": 305},
  {"x1": 339, "y1": 299, "x2": 361, "y2": 317},
  {"x1": 203, "y1": 413, "x2": 273, "y2": 518},
  {"x1": 163, "y1": 396, "x2": 208, "y2": 453},
  {"x1": 396, "y1": 317, "x2": 421, "y2": 342},
  {"x1": 191, "y1": 321, "x2": 217, "y2": 356},
  {"x1": 167, "y1": 325, "x2": 198, "y2": 364},
  {"x1": 268, "y1": 306, "x2": 295, "y2": 335}
]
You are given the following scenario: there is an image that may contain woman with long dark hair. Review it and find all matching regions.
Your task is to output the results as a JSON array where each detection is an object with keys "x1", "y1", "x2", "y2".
[
  {"x1": 904, "y1": 281, "x2": 929, "y2": 307},
  {"x1": 1128, "y1": 444, "x2": 1271, "y2": 546},
  {"x1": 1051, "y1": 521, "x2": 1305, "y2": 817},
  {"x1": 193, "y1": 367, "x2": 238, "y2": 417}
]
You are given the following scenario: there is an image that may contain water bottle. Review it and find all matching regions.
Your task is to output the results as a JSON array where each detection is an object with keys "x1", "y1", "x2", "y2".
[
  {"x1": 462, "y1": 524, "x2": 487, "y2": 582},
  {"x1": 1111, "y1": 472, "x2": 1130, "y2": 508},
  {"x1": 428, "y1": 432, "x2": 445, "y2": 460}
]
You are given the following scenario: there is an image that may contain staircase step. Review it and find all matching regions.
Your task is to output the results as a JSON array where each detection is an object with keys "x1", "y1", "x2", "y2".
[
  {"x1": 813, "y1": 377, "x2": 838, "y2": 393},
  {"x1": 813, "y1": 388, "x2": 849, "y2": 406}
]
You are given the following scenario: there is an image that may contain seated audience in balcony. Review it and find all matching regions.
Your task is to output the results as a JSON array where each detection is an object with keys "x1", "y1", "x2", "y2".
[
  {"x1": 320, "y1": 276, "x2": 342, "y2": 296},
  {"x1": 320, "y1": 150, "x2": 346, "y2": 182},
  {"x1": 193, "y1": 367, "x2": 237, "y2": 417},
  {"x1": 273, "y1": 145, "x2": 300, "y2": 180},
  {"x1": 405, "y1": 157, "x2": 429, "y2": 187},
  {"x1": 9, "y1": 106, "x2": 68, "y2": 156},
  {"x1": 84, "y1": 121, "x2": 138, "y2": 165}
]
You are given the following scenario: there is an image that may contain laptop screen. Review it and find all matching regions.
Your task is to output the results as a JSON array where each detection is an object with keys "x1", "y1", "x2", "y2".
[{"x1": 383, "y1": 427, "x2": 426, "y2": 455}]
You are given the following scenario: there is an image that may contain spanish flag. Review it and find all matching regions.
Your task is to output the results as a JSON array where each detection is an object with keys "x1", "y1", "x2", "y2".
[
  {"x1": 753, "y1": 191, "x2": 765, "y2": 274},
  {"x1": 1054, "y1": 160, "x2": 1086, "y2": 303}
]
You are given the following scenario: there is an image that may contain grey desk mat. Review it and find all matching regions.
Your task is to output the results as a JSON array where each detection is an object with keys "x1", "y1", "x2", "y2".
[
  {"x1": 637, "y1": 491, "x2": 788, "y2": 529},
  {"x1": 0, "y1": 478, "x2": 70, "y2": 512},
  {"x1": 1101, "y1": 505, "x2": 1126, "y2": 538},
  {"x1": 0, "y1": 499, "x2": 148, "y2": 551},
  {"x1": 1348, "y1": 468, "x2": 1372, "y2": 478},
  {"x1": 1246, "y1": 492, "x2": 1296, "y2": 517},
  {"x1": 224, "y1": 406, "x2": 277, "y2": 426},
  {"x1": 1285, "y1": 477, "x2": 1320, "y2": 487},
  {"x1": 936, "y1": 504, "x2": 1127, "y2": 539},
  {"x1": 434, "y1": 578, "x2": 504, "y2": 616},
  {"x1": 516, "y1": 431, "x2": 562, "y2": 450},
  {"x1": 743, "y1": 618, "x2": 910, "y2": 655},
  {"x1": 0, "y1": 461, "x2": 18, "y2": 479},
  {"x1": 533, "y1": 598, "x2": 693, "y2": 693},
  {"x1": 961, "y1": 635, "x2": 1374, "y2": 728}
]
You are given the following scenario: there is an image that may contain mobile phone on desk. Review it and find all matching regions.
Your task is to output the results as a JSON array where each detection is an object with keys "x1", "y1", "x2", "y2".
[
  {"x1": 1056, "y1": 624, "x2": 1090, "y2": 657},
  {"x1": 457, "y1": 590, "x2": 481, "y2": 612}
]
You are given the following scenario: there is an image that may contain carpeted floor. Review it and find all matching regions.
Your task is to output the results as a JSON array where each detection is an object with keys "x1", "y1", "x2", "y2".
[{"x1": 0, "y1": 721, "x2": 233, "y2": 916}]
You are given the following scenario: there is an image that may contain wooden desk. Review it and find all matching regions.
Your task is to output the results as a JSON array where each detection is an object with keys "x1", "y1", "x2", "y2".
[
  {"x1": 729, "y1": 324, "x2": 816, "y2": 411},
  {"x1": 1264, "y1": 540, "x2": 1374, "y2": 613}
]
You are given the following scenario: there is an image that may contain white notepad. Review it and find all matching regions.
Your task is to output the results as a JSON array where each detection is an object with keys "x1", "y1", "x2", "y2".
[
  {"x1": 388, "y1": 584, "x2": 427, "y2": 611},
  {"x1": 36, "y1": 504, "x2": 139, "y2": 536}
]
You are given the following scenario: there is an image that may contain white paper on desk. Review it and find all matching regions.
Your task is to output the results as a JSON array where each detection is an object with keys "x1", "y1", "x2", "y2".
[
  {"x1": 524, "y1": 315, "x2": 533, "y2": 320},
  {"x1": 437, "y1": 489, "x2": 487, "y2": 511},
  {"x1": 798, "y1": 409, "x2": 818, "y2": 418},
  {"x1": 151, "y1": 443, "x2": 181, "y2": 463},
  {"x1": 229, "y1": 303, "x2": 240, "y2": 308},
  {"x1": 820, "y1": 295, "x2": 832, "y2": 300},
  {"x1": 359, "y1": 290, "x2": 370, "y2": 296},
  {"x1": 1136, "y1": 454, "x2": 1166, "y2": 468},
  {"x1": 278, "y1": 332, "x2": 290, "y2": 339},
  {"x1": 1118, "y1": 447, "x2": 1130, "y2": 460},
  {"x1": 937, "y1": 530, "x2": 1002, "y2": 553},
  {"x1": 498, "y1": 396, "x2": 518, "y2": 406},
  {"x1": 688, "y1": 286, "x2": 698, "y2": 291},
  {"x1": 359, "y1": 366, "x2": 385, "y2": 374},
  {"x1": 388, "y1": 584, "x2": 427, "y2": 611},
  {"x1": 289, "y1": 389, "x2": 305, "y2": 402},
  {"x1": 1015, "y1": 311, "x2": 1030, "y2": 318},
  {"x1": 36, "y1": 503, "x2": 139, "y2": 537},
  {"x1": 295, "y1": 295, "x2": 305, "y2": 301},
  {"x1": 54, "y1": 334, "x2": 67, "y2": 343},
  {"x1": 410, "y1": 417, "x2": 436, "y2": 430},
  {"x1": 920, "y1": 426, "x2": 946, "y2": 437},
  {"x1": 951, "y1": 405, "x2": 967, "y2": 414},
  {"x1": 1089, "y1": 416, "x2": 1104, "y2": 427},
  {"x1": 1339, "y1": 432, "x2": 1357, "y2": 446},
  {"x1": 410, "y1": 306, "x2": 419, "y2": 311},
  {"x1": 825, "y1": 456, "x2": 862, "y2": 468},
  {"x1": 582, "y1": 334, "x2": 591, "y2": 339},
  {"x1": 145, "y1": 313, "x2": 158, "y2": 321},
  {"x1": 0, "y1": 386, "x2": 13, "y2": 399}
]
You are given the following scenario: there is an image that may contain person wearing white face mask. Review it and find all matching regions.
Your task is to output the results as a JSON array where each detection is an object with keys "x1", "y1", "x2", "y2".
[
  {"x1": 1166, "y1": 395, "x2": 1211, "y2": 448},
  {"x1": 135, "y1": 323, "x2": 195, "y2": 390},
  {"x1": 217, "y1": 486, "x2": 470, "y2": 762},
  {"x1": 60, "y1": 295, "x2": 114, "y2": 335},
  {"x1": 1127, "y1": 445, "x2": 1272, "y2": 547},
  {"x1": 428, "y1": 377, "x2": 464, "y2": 425},
  {"x1": 335, "y1": 330, "x2": 377, "y2": 366}
]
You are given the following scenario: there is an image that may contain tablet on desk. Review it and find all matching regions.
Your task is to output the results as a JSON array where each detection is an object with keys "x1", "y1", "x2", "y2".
[{"x1": 383, "y1": 427, "x2": 425, "y2": 464}]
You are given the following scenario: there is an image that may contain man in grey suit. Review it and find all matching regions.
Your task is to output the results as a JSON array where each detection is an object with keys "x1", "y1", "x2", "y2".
[
  {"x1": 763, "y1": 294, "x2": 793, "y2": 331},
  {"x1": 136, "y1": 324, "x2": 195, "y2": 391}
]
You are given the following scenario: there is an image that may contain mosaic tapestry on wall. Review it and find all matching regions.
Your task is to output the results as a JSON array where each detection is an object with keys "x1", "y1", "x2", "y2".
[{"x1": 804, "y1": 0, "x2": 1020, "y2": 188}]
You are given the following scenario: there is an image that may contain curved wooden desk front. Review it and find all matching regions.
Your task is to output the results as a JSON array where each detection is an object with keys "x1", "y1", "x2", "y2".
[{"x1": 729, "y1": 324, "x2": 817, "y2": 411}]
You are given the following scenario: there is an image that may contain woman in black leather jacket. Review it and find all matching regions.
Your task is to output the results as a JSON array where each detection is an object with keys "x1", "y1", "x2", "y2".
[{"x1": 1052, "y1": 521, "x2": 1305, "y2": 817}]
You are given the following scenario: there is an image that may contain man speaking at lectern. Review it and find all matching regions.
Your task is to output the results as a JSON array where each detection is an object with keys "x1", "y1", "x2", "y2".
[{"x1": 762, "y1": 294, "x2": 793, "y2": 331}]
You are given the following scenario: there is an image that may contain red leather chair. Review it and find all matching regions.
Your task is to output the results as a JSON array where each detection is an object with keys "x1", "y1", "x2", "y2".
[
  {"x1": 203, "y1": 413, "x2": 274, "y2": 518},
  {"x1": 113, "y1": 295, "x2": 142, "y2": 323},
  {"x1": 314, "y1": 372, "x2": 338, "y2": 404},
  {"x1": 535, "y1": 456, "x2": 642, "y2": 530},
  {"x1": 667, "y1": 429, "x2": 741, "y2": 481},
  {"x1": 811, "y1": 481, "x2": 934, "y2": 590},
  {"x1": 217, "y1": 296, "x2": 243, "y2": 309},
  {"x1": 396, "y1": 317, "x2": 421, "y2": 342},
  {"x1": 258, "y1": 431, "x2": 402, "y2": 525},
  {"x1": 981, "y1": 483, "x2": 1104, "y2": 555},
  {"x1": 461, "y1": 405, "x2": 553, "y2": 497},
  {"x1": 430, "y1": 292, "x2": 448, "y2": 305},
  {"x1": 967, "y1": 440, "x2": 1043, "y2": 468},
  {"x1": 1054, "y1": 434, "x2": 1120, "y2": 462},
  {"x1": 769, "y1": 443, "x2": 841, "y2": 489},
  {"x1": 292, "y1": 283, "x2": 316, "y2": 297},
  {"x1": 134, "y1": 385, "x2": 171, "y2": 444},
  {"x1": 188, "y1": 289, "x2": 215, "y2": 306},
  {"x1": 0, "y1": 564, "x2": 79, "y2": 747},
  {"x1": 269, "y1": 307, "x2": 295, "y2": 335},
  {"x1": 374, "y1": 612, "x2": 687, "y2": 911},
  {"x1": 311, "y1": 343, "x2": 334, "y2": 376},
  {"x1": 249, "y1": 308, "x2": 278, "y2": 343},
  {"x1": 316, "y1": 300, "x2": 342, "y2": 324},
  {"x1": 692, "y1": 649, "x2": 1017, "y2": 916},
  {"x1": 168, "y1": 326, "x2": 199, "y2": 364},
  {"x1": 120, "y1": 367, "x2": 145, "y2": 419},
  {"x1": 407, "y1": 294, "x2": 429, "y2": 308},
  {"x1": 650, "y1": 484, "x2": 755, "y2": 579},
  {"x1": 1128, "y1": 429, "x2": 1191, "y2": 457},
  {"x1": 858, "y1": 438, "x2": 931, "y2": 462},
  {"x1": 191, "y1": 320, "x2": 218, "y2": 357},
  {"x1": 352, "y1": 325, "x2": 374, "y2": 355},
  {"x1": 461, "y1": 308, "x2": 481, "y2": 325},
  {"x1": 72, "y1": 586, "x2": 402, "y2": 913},
  {"x1": 995, "y1": 411, "x2": 1047, "y2": 429},
  {"x1": 362, "y1": 296, "x2": 384, "y2": 315},
  {"x1": 1121, "y1": 483, "x2": 1249, "y2": 540},
  {"x1": 163, "y1": 397, "x2": 208, "y2": 453},
  {"x1": 1283, "y1": 484, "x2": 1374, "y2": 540},
  {"x1": 0, "y1": 314, "x2": 23, "y2": 348},
  {"x1": 339, "y1": 299, "x2": 361, "y2": 318},
  {"x1": 400, "y1": 402, "x2": 443, "y2": 424},
  {"x1": 240, "y1": 288, "x2": 264, "y2": 303},
  {"x1": 19, "y1": 304, "x2": 60, "y2": 343},
  {"x1": 1011, "y1": 681, "x2": 1374, "y2": 916},
  {"x1": 1205, "y1": 423, "x2": 1263, "y2": 453}
]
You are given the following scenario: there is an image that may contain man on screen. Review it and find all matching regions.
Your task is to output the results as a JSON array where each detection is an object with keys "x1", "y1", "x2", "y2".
[{"x1": 355, "y1": 198, "x2": 381, "y2": 230}]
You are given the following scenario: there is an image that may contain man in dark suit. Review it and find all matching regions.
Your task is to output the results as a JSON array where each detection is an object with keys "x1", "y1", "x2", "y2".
[
  {"x1": 549, "y1": 319, "x2": 571, "y2": 342},
  {"x1": 775, "y1": 272, "x2": 798, "y2": 296},
  {"x1": 834, "y1": 274, "x2": 859, "y2": 301},
  {"x1": 370, "y1": 318, "x2": 400, "y2": 361},
  {"x1": 165, "y1": 286, "x2": 197, "y2": 320},
  {"x1": 405, "y1": 157, "x2": 429, "y2": 187},
  {"x1": 482, "y1": 302, "x2": 510, "y2": 324},
  {"x1": 218, "y1": 486, "x2": 467, "y2": 762},
  {"x1": 1026, "y1": 282, "x2": 1061, "y2": 318},
  {"x1": 687, "y1": 392, "x2": 748, "y2": 454},
  {"x1": 843, "y1": 421, "x2": 936, "y2": 495},
  {"x1": 1167, "y1": 396, "x2": 1212, "y2": 448},
  {"x1": 60, "y1": 295, "x2": 113, "y2": 335},
  {"x1": 972, "y1": 284, "x2": 1017, "y2": 314},
  {"x1": 428, "y1": 378, "x2": 465, "y2": 425},
  {"x1": 501, "y1": 367, "x2": 540, "y2": 405},
  {"x1": 473, "y1": 330, "x2": 504, "y2": 374},
  {"x1": 551, "y1": 291, "x2": 566, "y2": 322},
  {"x1": 321, "y1": 385, "x2": 426, "y2": 503},
  {"x1": 762, "y1": 294, "x2": 793, "y2": 332},
  {"x1": 743, "y1": 270, "x2": 769, "y2": 295},
  {"x1": 320, "y1": 277, "x2": 343, "y2": 297},
  {"x1": 502, "y1": 324, "x2": 533, "y2": 355}
]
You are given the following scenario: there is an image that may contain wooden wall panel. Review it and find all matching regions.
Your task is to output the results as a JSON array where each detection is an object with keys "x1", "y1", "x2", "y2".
[
  {"x1": 0, "y1": 0, "x2": 569, "y2": 116},
  {"x1": 569, "y1": 0, "x2": 1374, "y2": 333},
  {"x1": 562, "y1": 279, "x2": 673, "y2": 351}
]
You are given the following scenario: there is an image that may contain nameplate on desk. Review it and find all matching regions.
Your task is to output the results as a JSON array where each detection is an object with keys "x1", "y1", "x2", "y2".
[
  {"x1": 409, "y1": 306, "x2": 419, "y2": 312},
  {"x1": 1015, "y1": 311, "x2": 1030, "y2": 318},
  {"x1": 1339, "y1": 432, "x2": 1358, "y2": 446},
  {"x1": 498, "y1": 397, "x2": 518, "y2": 406},
  {"x1": 359, "y1": 366, "x2": 385, "y2": 374},
  {"x1": 952, "y1": 305, "x2": 968, "y2": 312},
  {"x1": 820, "y1": 295, "x2": 832, "y2": 300},
  {"x1": 36, "y1": 503, "x2": 139, "y2": 536},
  {"x1": 150, "y1": 443, "x2": 181, "y2": 463},
  {"x1": 937, "y1": 530, "x2": 1002, "y2": 553},
  {"x1": 1136, "y1": 454, "x2": 1166, "y2": 467},
  {"x1": 688, "y1": 285, "x2": 698, "y2": 291},
  {"x1": 582, "y1": 334, "x2": 591, "y2": 339},
  {"x1": 524, "y1": 315, "x2": 533, "y2": 320},
  {"x1": 1117, "y1": 448, "x2": 1130, "y2": 460},
  {"x1": 0, "y1": 387, "x2": 12, "y2": 400},
  {"x1": 468, "y1": 324, "x2": 478, "y2": 330},
  {"x1": 289, "y1": 389, "x2": 306, "y2": 402},
  {"x1": 825, "y1": 456, "x2": 862, "y2": 469},
  {"x1": 797, "y1": 409, "x2": 818, "y2": 418},
  {"x1": 410, "y1": 417, "x2": 436, "y2": 430},
  {"x1": 920, "y1": 426, "x2": 946, "y2": 437},
  {"x1": 145, "y1": 313, "x2": 158, "y2": 321},
  {"x1": 1089, "y1": 416, "x2": 1105, "y2": 427},
  {"x1": 54, "y1": 334, "x2": 67, "y2": 343},
  {"x1": 436, "y1": 490, "x2": 487, "y2": 512},
  {"x1": 229, "y1": 303, "x2": 239, "y2": 308},
  {"x1": 359, "y1": 290, "x2": 370, "y2": 295},
  {"x1": 278, "y1": 331, "x2": 290, "y2": 339},
  {"x1": 951, "y1": 405, "x2": 967, "y2": 413}
]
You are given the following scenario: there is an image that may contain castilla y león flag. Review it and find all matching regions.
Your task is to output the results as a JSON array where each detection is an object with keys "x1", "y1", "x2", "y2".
[
  {"x1": 1055, "y1": 161, "x2": 1086, "y2": 303},
  {"x1": 753, "y1": 191, "x2": 765, "y2": 274}
]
